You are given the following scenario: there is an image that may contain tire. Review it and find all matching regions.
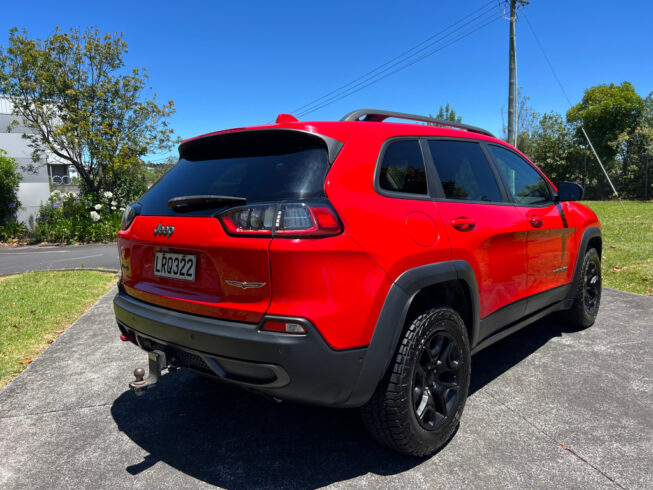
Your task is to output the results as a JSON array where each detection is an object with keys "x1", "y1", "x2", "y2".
[
  {"x1": 564, "y1": 247, "x2": 602, "y2": 329},
  {"x1": 361, "y1": 307, "x2": 471, "y2": 457}
]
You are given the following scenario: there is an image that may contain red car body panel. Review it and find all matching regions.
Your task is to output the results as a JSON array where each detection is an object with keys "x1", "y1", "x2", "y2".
[
  {"x1": 118, "y1": 216, "x2": 272, "y2": 323},
  {"x1": 519, "y1": 201, "x2": 577, "y2": 296},
  {"x1": 324, "y1": 125, "x2": 452, "y2": 280},
  {"x1": 434, "y1": 201, "x2": 528, "y2": 319},
  {"x1": 267, "y1": 235, "x2": 392, "y2": 350},
  {"x1": 117, "y1": 117, "x2": 601, "y2": 351}
]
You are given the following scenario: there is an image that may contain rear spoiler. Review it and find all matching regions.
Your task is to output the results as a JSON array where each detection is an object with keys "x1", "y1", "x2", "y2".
[{"x1": 179, "y1": 129, "x2": 344, "y2": 165}]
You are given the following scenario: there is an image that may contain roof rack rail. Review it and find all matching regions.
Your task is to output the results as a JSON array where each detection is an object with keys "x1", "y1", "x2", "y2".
[{"x1": 340, "y1": 109, "x2": 495, "y2": 138}]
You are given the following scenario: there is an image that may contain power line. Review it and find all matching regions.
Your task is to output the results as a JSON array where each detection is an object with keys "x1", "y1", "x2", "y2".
[
  {"x1": 521, "y1": 12, "x2": 572, "y2": 107},
  {"x1": 289, "y1": 0, "x2": 497, "y2": 116},
  {"x1": 522, "y1": 11, "x2": 623, "y2": 208},
  {"x1": 296, "y1": 9, "x2": 500, "y2": 117},
  {"x1": 296, "y1": 12, "x2": 502, "y2": 118},
  {"x1": 289, "y1": 1, "x2": 501, "y2": 117}
]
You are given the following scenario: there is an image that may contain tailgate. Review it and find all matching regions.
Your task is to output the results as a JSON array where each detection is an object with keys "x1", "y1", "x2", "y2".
[{"x1": 118, "y1": 215, "x2": 271, "y2": 323}]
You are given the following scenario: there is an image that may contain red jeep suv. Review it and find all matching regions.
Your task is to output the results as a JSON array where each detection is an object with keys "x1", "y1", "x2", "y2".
[{"x1": 114, "y1": 109, "x2": 602, "y2": 456}]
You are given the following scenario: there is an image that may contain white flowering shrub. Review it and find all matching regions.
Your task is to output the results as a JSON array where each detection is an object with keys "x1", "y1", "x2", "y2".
[{"x1": 34, "y1": 190, "x2": 126, "y2": 242}]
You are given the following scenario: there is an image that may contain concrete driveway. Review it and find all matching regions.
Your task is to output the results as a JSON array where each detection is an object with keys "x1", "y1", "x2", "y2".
[
  {"x1": 0, "y1": 243, "x2": 119, "y2": 275},
  {"x1": 0, "y1": 288, "x2": 651, "y2": 489}
]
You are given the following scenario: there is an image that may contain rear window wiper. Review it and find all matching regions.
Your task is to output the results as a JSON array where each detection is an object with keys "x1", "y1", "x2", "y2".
[{"x1": 168, "y1": 195, "x2": 247, "y2": 209}]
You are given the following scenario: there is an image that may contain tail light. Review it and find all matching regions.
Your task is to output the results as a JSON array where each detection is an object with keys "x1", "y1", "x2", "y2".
[
  {"x1": 218, "y1": 200, "x2": 343, "y2": 238},
  {"x1": 121, "y1": 203, "x2": 141, "y2": 230},
  {"x1": 261, "y1": 320, "x2": 307, "y2": 334}
]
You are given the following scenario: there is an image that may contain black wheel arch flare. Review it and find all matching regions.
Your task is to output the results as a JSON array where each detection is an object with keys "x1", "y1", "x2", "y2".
[
  {"x1": 347, "y1": 226, "x2": 601, "y2": 407},
  {"x1": 345, "y1": 260, "x2": 479, "y2": 407}
]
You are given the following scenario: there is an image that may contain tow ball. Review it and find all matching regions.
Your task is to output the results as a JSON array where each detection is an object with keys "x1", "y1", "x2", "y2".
[{"x1": 129, "y1": 350, "x2": 168, "y2": 395}]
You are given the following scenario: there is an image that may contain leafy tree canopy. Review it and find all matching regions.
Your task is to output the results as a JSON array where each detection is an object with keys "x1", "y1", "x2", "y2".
[
  {"x1": 0, "y1": 27, "x2": 177, "y2": 198},
  {"x1": 522, "y1": 83, "x2": 651, "y2": 199},
  {"x1": 567, "y1": 82, "x2": 645, "y2": 162},
  {"x1": 529, "y1": 111, "x2": 584, "y2": 185},
  {"x1": 434, "y1": 103, "x2": 462, "y2": 123},
  {"x1": 0, "y1": 149, "x2": 22, "y2": 223}
]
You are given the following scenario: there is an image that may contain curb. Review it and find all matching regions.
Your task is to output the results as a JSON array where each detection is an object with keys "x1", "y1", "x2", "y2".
[{"x1": 0, "y1": 268, "x2": 119, "y2": 278}]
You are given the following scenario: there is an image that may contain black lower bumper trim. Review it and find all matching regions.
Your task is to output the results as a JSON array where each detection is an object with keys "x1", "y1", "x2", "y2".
[{"x1": 113, "y1": 291, "x2": 368, "y2": 406}]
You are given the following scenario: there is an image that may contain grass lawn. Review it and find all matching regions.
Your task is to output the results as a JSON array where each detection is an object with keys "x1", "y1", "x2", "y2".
[
  {"x1": 0, "y1": 270, "x2": 116, "y2": 388},
  {"x1": 582, "y1": 201, "x2": 653, "y2": 295}
]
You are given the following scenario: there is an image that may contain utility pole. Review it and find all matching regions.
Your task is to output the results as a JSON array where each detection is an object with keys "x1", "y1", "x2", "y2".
[
  {"x1": 507, "y1": 0, "x2": 529, "y2": 147},
  {"x1": 646, "y1": 156, "x2": 649, "y2": 201}
]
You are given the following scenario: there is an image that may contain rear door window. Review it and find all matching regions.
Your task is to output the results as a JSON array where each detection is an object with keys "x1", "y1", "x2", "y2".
[
  {"x1": 427, "y1": 140, "x2": 502, "y2": 202},
  {"x1": 378, "y1": 140, "x2": 428, "y2": 195}
]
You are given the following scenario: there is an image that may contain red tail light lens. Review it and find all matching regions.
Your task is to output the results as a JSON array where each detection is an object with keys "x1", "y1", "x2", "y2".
[
  {"x1": 121, "y1": 203, "x2": 141, "y2": 230},
  {"x1": 261, "y1": 320, "x2": 307, "y2": 334},
  {"x1": 218, "y1": 200, "x2": 343, "y2": 238}
]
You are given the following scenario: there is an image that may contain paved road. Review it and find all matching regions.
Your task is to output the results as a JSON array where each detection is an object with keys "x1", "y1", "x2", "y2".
[
  {"x1": 0, "y1": 243, "x2": 119, "y2": 275},
  {"x1": 0, "y1": 288, "x2": 651, "y2": 489}
]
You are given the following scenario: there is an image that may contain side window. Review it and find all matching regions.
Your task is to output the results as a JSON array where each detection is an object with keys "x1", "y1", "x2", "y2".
[
  {"x1": 427, "y1": 140, "x2": 502, "y2": 202},
  {"x1": 488, "y1": 145, "x2": 552, "y2": 205},
  {"x1": 379, "y1": 140, "x2": 428, "y2": 195}
]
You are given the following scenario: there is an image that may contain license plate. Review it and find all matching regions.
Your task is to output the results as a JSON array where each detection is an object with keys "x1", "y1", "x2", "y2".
[{"x1": 154, "y1": 252, "x2": 196, "y2": 281}]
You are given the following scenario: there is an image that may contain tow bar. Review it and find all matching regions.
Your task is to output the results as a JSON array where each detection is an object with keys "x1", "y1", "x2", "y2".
[{"x1": 129, "y1": 350, "x2": 168, "y2": 395}]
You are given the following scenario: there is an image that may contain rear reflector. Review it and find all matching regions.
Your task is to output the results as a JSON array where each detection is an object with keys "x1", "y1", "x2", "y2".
[
  {"x1": 261, "y1": 320, "x2": 307, "y2": 334},
  {"x1": 218, "y1": 200, "x2": 343, "y2": 238}
]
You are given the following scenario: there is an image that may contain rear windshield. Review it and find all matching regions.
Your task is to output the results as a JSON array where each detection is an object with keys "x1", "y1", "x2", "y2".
[{"x1": 139, "y1": 130, "x2": 330, "y2": 216}]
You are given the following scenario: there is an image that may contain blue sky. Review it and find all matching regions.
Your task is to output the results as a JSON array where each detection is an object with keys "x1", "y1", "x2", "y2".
[{"x1": 1, "y1": 0, "x2": 651, "y2": 158}]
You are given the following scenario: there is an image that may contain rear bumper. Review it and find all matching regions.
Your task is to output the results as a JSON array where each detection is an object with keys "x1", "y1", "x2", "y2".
[{"x1": 113, "y1": 289, "x2": 367, "y2": 407}]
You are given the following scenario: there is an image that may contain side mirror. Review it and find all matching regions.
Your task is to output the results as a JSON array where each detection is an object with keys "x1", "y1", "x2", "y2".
[{"x1": 557, "y1": 182, "x2": 583, "y2": 202}]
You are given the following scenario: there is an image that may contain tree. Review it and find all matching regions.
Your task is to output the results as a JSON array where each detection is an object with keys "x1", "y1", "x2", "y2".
[
  {"x1": 501, "y1": 88, "x2": 539, "y2": 158},
  {"x1": 643, "y1": 91, "x2": 653, "y2": 127},
  {"x1": 567, "y1": 82, "x2": 644, "y2": 161},
  {"x1": 0, "y1": 27, "x2": 177, "y2": 197},
  {"x1": 434, "y1": 103, "x2": 462, "y2": 123},
  {"x1": 567, "y1": 82, "x2": 646, "y2": 198},
  {"x1": 0, "y1": 149, "x2": 21, "y2": 224},
  {"x1": 529, "y1": 112, "x2": 584, "y2": 185},
  {"x1": 611, "y1": 125, "x2": 653, "y2": 199}
]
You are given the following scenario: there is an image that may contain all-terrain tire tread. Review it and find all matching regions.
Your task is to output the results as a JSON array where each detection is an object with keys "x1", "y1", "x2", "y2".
[
  {"x1": 361, "y1": 307, "x2": 470, "y2": 457},
  {"x1": 566, "y1": 248, "x2": 601, "y2": 329}
]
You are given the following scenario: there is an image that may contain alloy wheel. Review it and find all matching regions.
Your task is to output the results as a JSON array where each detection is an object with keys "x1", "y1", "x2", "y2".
[
  {"x1": 584, "y1": 260, "x2": 600, "y2": 315},
  {"x1": 412, "y1": 332, "x2": 462, "y2": 431}
]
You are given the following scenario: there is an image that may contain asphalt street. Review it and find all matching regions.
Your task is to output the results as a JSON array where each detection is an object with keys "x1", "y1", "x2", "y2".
[
  {"x1": 0, "y1": 243, "x2": 119, "y2": 275},
  {"x1": 0, "y1": 288, "x2": 651, "y2": 489}
]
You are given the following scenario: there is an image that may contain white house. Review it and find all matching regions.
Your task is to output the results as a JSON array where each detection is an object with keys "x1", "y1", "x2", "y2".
[{"x1": 0, "y1": 97, "x2": 76, "y2": 225}]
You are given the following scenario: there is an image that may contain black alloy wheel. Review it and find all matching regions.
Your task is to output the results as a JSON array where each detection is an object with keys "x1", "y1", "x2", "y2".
[
  {"x1": 412, "y1": 332, "x2": 462, "y2": 431},
  {"x1": 361, "y1": 307, "x2": 471, "y2": 457},
  {"x1": 564, "y1": 247, "x2": 601, "y2": 329},
  {"x1": 583, "y1": 259, "x2": 601, "y2": 316}
]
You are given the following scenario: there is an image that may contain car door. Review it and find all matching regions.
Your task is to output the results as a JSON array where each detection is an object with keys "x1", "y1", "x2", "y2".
[
  {"x1": 486, "y1": 144, "x2": 575, "y2": 313},
  {"x1": 425, "y1": 139, "x2": 528, "y2": 333}
]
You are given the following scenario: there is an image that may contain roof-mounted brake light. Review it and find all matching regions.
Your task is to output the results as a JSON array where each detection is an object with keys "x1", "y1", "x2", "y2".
[{"x1": 275, "y1": 114, "x2": 298, "y2": 123}]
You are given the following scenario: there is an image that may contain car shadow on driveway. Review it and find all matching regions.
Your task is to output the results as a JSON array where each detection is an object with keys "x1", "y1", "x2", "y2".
[{"x1": 111, "y1": 315, "x2": 572, "y2": 488}]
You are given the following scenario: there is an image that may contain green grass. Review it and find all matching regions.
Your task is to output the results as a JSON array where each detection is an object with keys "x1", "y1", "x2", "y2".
[
  {"x1": 582, "y1": 201, "x2": 653, "y2": 295},
  {"x1": 0, "y1": 271, "x2": 116, "y2": 388},
  {"x1": 0, "y1": 204, "x2": 649, "y2": 387}
]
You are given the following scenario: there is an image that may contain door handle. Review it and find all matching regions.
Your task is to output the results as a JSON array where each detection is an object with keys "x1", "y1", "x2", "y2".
[
  {"x1": 451, "y1": 217, "x2": 476, "y2": 232},
  {"x1": 528, "y1": 216, "x2": 543, "y2": 228}
]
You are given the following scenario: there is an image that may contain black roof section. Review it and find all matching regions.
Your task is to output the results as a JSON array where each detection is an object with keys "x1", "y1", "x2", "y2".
[{"x1": 341, "y1": 109, "x2": 495, "y2": 138}]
